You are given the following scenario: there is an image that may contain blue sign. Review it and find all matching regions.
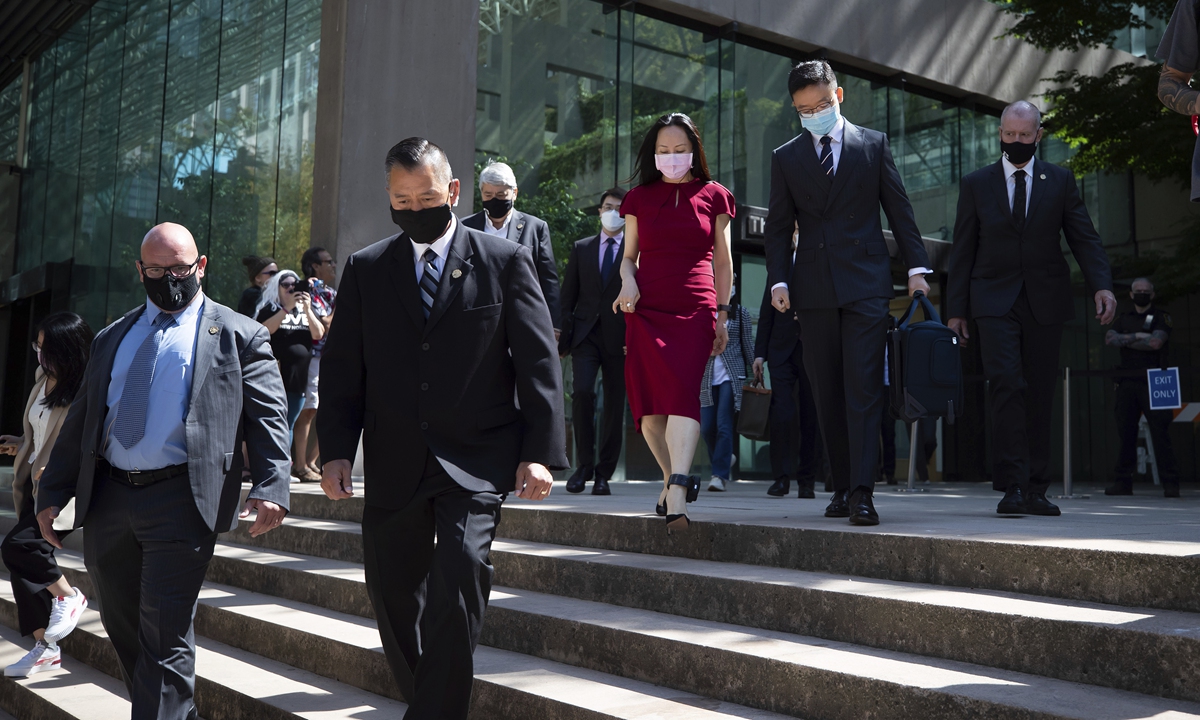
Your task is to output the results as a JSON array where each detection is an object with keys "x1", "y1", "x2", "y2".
[{"x1": 1147, "y1": 367, "x2": 1182, "y2": 411}]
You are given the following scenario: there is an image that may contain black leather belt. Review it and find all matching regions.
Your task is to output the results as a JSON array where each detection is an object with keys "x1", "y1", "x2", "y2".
[{"x1": 98, "y1": 459, "x2": 188, "y2": 486}]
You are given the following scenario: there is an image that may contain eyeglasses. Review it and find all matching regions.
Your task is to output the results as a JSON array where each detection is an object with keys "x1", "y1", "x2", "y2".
[
  {"x1": 140, "y1": 259, "x2": 199, "y2": 279},
  {"x1": 280, "y1": 281, "x2": 297, "y2": 289},
  {"x1": 795, "y1": 99, "x2": 836, "y2": 119},
  {"x1": 320, "y1": 258, "x2": 336, "y2": 267}
]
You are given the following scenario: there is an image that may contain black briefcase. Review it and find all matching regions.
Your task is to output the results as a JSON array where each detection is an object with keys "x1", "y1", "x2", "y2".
[
  {"x1": 887, "y1": 291, "x2": 963, "y2": 424},
  {"x1": 737, "y1": 380, "x2": 771, "y2": 442}
]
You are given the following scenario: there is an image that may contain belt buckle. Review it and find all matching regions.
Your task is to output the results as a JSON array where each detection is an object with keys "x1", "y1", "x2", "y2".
[{"x1": 126, "y1": 470, "x2": 153, "y2": 486}]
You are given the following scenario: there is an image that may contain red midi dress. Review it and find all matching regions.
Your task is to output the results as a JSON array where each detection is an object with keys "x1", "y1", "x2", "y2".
[{"x1": 620, "y1": 179, "x2": 736, "y2": 431}]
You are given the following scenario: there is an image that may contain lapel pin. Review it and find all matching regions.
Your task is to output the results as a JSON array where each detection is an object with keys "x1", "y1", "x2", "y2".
[
  {"x1": 517, "y1": 223, "x2": 525, "y2": 231},
  {"x1": 452, "y1": 269, "x2": 462, "y2": 279},
  {"x1": 208, "y1": 326, "x2": 218, "y2": 335},
  {"x1": 1039, "y1": 174, "x2": 1046, "y2": 180}
]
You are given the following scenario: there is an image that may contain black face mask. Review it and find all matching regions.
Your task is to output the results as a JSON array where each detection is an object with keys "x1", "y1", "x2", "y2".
[
  {"x1": 1133, "y1": 292, "x2": 1152, "y2": 307},
  {"x1": 390, "y1": 203, "x2": 453, "y2": 244},
  {"x1": 1001, "y1": 140, "x2": 1037, "y2": 166},
  {"x1": 481, "y1": 196, "x2": 513, "y2": 220},
  {"x1": 142, "y1": 271, "x2": 201, "y2": 313}
]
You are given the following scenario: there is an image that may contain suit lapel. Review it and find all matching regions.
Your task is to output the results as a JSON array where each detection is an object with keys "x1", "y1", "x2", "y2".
[
  {"x1": 794, "y1": 130, "x2": 831, "y2": 192},
  {"x1": 1024, "y1": 161, "x2": 1046, "y2": 227},
  {"x1": 507, "y1": 211, "x2": 525, "y2": 244},
  {"x1": 187, "y1": 300, "x2": 221, "y2": 406},
  {"x1": 387, "y1": 234, "x2": 426, "y2": 331},
  {"x1": 825, "y1": 121, "x2": 862, "y2": 209},
  {"x1": 424, "y1": 224, "x2": 475, "y2": 337},
  {"x1": 989, "y1": 161, "x2": 1019, "y2": 232},
  {"x1": 582, "y1": 234, "x2": 602, "y2": 290}
]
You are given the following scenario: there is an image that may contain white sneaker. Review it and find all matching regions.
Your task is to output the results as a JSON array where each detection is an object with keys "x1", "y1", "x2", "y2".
[
  {"x1": 4, "y1": 640, "x2": 60, "y2": 677},
  {"x1": 44, "y1": 589, "x2": 87, "y2": 643},
  {"x1": 707, "y1": 476, "x2": 727, "y2": 492}
]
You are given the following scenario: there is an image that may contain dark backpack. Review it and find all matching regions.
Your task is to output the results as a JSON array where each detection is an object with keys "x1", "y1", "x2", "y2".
[{"x1": 887, "y1": 291, "x2": 963, "y2": 424}]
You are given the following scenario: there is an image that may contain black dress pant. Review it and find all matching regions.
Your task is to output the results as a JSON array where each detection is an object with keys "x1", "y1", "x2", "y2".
[
  {"x1": 570, "y1": 327, "x2": 626, "y2": 480},
  {"x1": 1114, "y1": 379, "x2": 1180, "y2": 487},
  {"x1": 1, "y1": 488, "x2": 73, "y2": 637},
  {"x1": 880, "y1": 410, "x2": 896, "y2": 479},
  {"x1": 767, "y1": 340, "x2": 820, "y2": 488},
  {"x1": 797, "y1": 297, "x2": 891, "y2": 492},
  {"x1": 974, "y1": 288, "x2": 1063, "y2": 494},
  {"x1": 362, "y1": 450, "x2": 503, "y2": 720},
  {"x1": 84, "y1": 473, "x2": 216, "y2": 720}
]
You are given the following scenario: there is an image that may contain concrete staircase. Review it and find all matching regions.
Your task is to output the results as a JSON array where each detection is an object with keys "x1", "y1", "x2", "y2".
[{"x1": 0, "y1": 483, "x2": 1198, "y2": 719}]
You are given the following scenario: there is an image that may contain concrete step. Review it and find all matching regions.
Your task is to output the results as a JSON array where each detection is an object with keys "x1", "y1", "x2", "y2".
[
  {"x1": 219, "y1": 515, "x2": 1200, "y2": 702},
  {"x1": 25, "y1": 555, "x2": 791, "y2": 720},
  {"x1": 270, "y1": 486, "x2": 1200, "y2": 613},
  {"x1": 198, "y1": 541, "x2": 1200, "y2": 718},
  {"x1": 0, "y1": 622, "x2": 130, "y2": 720}
]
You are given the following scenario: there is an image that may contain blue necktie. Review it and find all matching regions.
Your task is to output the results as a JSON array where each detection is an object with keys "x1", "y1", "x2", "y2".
[
  {"x1": 419, "y1": 248, "x2": 441, "y2": 319},
  {"x1": 113, "y1": 311, "x2": 177, "y2": 450},
  {"x1": 819, "y1": 136, "x2": 834, "y2": 177},
  {"x1": 600, "y1": 238, "x2": 616, "y2": 284}
]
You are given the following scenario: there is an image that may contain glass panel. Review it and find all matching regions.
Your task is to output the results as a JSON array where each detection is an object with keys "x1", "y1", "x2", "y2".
[
  {"x1": 0, "y1": 78, "x2": 21, "y2": 164},
  {"x1": 16, "y1": 43, "x2": 57, "y2": 273},
  {"x1": 889, "y1": 86, "x2": 958, "y2": 241},
  {"x1": 43, "y1": 17, "x2": 90, "y2": 266},
  {"x1": 728, "y1": 42, "x2": 794, "y2": 208}
]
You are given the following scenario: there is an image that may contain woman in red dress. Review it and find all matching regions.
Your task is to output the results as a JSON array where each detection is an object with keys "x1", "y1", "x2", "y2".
[{"x1": 613, "y1": 113, "x2": 736, "y2": 530}]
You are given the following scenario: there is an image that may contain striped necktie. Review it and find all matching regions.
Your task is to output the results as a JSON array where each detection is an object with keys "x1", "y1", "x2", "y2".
[
  {"x1": 419, "y1": 248, "x2": 441, "y2": 319},
  {"x1": 819, "y1": 136, "x2": 834, "y2": 177},
  {"x1": 113, "y1": 311, "x2": 177, "y2": 450}
]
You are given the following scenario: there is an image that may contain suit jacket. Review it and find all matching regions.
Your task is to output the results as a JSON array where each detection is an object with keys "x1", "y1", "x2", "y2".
[
  {"x1": 36, "y1": 298, "x2": 293, "y2": 532},
  {"x1": 947, "y1": 160, "x2": 1113, "y2": 325},
  {"x1": 316, "y1": 222, "x2": 568, "y2": 510},
  {"x1": 754, "y1": 281, "x2": 801, "y2": 366},
  {"x1": 463, "y1": 209, "x2": 561, "y2": 329},
  {"x1": 558, "y1": 232, "x2": 625, "y2": 355},
  {"x1": 764, "y1": 121, "x2": 930, "y2": 309},
  {"x1": 11, "y1": 370, "x2": 69, "y2": 517}
]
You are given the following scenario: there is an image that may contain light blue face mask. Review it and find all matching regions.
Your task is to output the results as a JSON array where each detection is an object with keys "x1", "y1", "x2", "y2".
[{"x1": 801, "y1": 103, "x2": 840, "y2": 137}]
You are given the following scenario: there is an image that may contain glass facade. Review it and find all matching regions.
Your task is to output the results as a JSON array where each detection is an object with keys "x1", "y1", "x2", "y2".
[{"x1": 0, "y1": 0, "x2": 321, "y2": 331}]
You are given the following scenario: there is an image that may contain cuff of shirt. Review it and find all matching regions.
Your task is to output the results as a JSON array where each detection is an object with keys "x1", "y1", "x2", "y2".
[
  {"x1": 770, "y1": 282, "x2": 789, "y2": 292},
  {"x1": 907, "y1": 267, "x2": 933, "y2": 278}
]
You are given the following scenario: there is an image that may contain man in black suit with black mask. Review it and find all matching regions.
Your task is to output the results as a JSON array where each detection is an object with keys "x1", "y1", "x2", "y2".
[
  {"x1": 948, "y1": 101, "x2": 1115, "y2": 517},
  {"x1": 765, "y1": 60, "x2": 932, "y2": 526},
  {"x1": 317, "y1": 137, "x2": 568, "y2": 720},
  {"x1": 559, "y1": 187, "x2": 628, "y2": 495}
]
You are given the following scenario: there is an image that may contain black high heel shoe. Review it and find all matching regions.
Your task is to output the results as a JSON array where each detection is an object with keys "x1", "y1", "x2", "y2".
[
  {"x1": 665, "y1": 474, "x2": 700, "y2": 530},
  {"x1": 655, "y1": 492, "x2": 667, "y2": 517}
]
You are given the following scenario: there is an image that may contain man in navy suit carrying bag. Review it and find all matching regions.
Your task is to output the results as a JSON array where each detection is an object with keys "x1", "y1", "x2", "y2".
[{"x1": 764, "y1": 60, "x2": 932, "y2": 526}]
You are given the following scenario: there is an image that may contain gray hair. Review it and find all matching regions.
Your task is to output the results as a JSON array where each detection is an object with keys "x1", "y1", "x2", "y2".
[
  {"x1": 1000, "y1": 100, "x2": 1041, "y2": 128},
  {"x1": 478, "y1": 160, "x2": 517, "y2": 190},
  {"x1": 1131, "y1": 277, "x2": 1155, "y2": 291},
  {"x1": 254, "y1": 269, "x2": 300, "y2": 320}
]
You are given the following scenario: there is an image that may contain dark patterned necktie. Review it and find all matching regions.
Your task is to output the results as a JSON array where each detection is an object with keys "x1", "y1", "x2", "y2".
[
  {"x1": 1012, "y1": 169, "x2": 1027, "y2": 226},
  {"x1": 113, "y1": 311, "x2": 177, "y2": 449},
  {"x1": 600, "y1": 237, "x2": 616, "y2": 284},
  {"x1": 819, "y1": 136, "x2": 834, "y2": 177},
  {"x1": 419, "y1": 248, "x2": 441, "y2": 319}
]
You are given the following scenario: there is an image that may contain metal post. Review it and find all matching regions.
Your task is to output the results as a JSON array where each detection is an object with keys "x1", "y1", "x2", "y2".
[
  {"x1": 1055, "y1": 366, "x2": 1089, "y2": 499},
  {"x1": 895, "y1": 419, "x2": 928, "y2": 493},
  {"x1": 15, "y1": 59, "x2": 31, "y2": 167}
]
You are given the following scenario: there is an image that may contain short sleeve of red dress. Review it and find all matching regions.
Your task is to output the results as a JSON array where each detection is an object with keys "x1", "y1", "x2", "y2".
[
  {"x1": 619, "y1": 187, "x2": 639, "y2": 219},
  {"x1": 703, "y1": 182, "x2": 736, "y2": 221}
]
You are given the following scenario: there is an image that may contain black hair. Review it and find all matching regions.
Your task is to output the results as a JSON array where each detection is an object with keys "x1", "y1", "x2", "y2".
[
  {"x1": 242, "y1": 255, "x2": 276, "y2": 283},
  {"x1": 598, "y1": 186, "x2": 627, "y2": 207},
  {"x1": 384, "y1": 137, "x2": 453, "y2": 185},
  {"x1": 36, "y1": 312, "x2": 94, "y2": 408},
  {"x1": 301, "y1": 247, "x2": 327, "y2": 279},
  {"x1": 631, "y1": 113, "x2": 711, "y2": 187},
  {"x1": 787, "y1": 60, "x2": 838, "y2": 96}
]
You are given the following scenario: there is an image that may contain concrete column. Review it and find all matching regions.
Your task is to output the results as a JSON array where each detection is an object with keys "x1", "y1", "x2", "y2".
[{"x1": 311, "y1": 0, "x2": 480, "y2": 268}]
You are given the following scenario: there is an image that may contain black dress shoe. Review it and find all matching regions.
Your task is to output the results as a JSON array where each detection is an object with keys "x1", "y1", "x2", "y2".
[
  {"x1": 824, "y1": 489, "x2": 850, "y2": 517},
  {"x1": 767, "y1": 479, "x2": 790, "y2": 497},
  {"x1": 997, "y1": 486, "x2": 1026, "y2": 515},
  {"x1": 565, "y1": 471, "x2": 590, "y2": 494},
  {"x1": 848, "y1": 488, "x2": 879, "y2": 526},
  {"x1": 1025, "y1": 492, "x2": 1061, "y2": 516},
  {"x1": 797, "y1": 484, "x2": 815, "y2": 499},
  {"x1": 591, "y1": 477, "x2": 611, "y2": 496},
  {"x1": 1104, "y1": 483, "x2": 1133, "y2": 496}
]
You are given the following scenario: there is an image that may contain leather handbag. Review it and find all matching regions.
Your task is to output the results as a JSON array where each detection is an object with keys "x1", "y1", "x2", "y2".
[{"x1": 737, "y1": 379, "x2": 771, "y2": 441}]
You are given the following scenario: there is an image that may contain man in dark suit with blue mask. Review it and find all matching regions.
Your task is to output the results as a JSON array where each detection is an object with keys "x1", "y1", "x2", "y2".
[{"x1": 764, "y1": 60, "x2": 932, "y2": 527}]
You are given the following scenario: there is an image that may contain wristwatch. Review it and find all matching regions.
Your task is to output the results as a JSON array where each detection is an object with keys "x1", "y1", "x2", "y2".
[{"x1": 716, "y1": 304, "x2": 734, "y2": 313}]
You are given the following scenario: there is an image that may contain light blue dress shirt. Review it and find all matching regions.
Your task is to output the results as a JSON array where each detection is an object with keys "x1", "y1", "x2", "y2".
[{"x1": 103, "y1": 296, "x2": 204, "y2": 471}]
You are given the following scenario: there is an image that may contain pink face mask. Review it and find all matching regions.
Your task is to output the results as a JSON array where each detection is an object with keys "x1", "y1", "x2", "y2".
[{"x1": 654, "y1": 152, "x2": 693, "y2": 180}]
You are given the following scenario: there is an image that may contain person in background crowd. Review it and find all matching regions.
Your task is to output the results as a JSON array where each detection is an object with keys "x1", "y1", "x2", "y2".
[
  {"x1": 0, "y1": 312, "x2": 93, "y2": 678},
  {"x1": 559, "y1": 187, "x2": 629, "y2": 496},
  {"x1": 464, "y1": 160, "x2": 561, "y2": 336},
  {"x1": 317, "y1": 137, "x2": 564, "y2": 720},
  {"x1": 36, "y1": 222, "x2": 290, "y2": 720},
  {"x1": 290, "y1": 247, "x2": 337, "y2": 482},
  {"x1": 1105, "y1": 277, "x2": 1180, "y2": 497},
  {"x1": 764, "y1": 60, "x2": 932, "y2": 526},
  {"x1": 614, "y1": 112, "x2": 736, "y2": 530},
  {"x1": 256, "y1": 269, "x2": 326, "y2": 452},
  {"x1": 948, "y1": 101, "x2": 1115, "y2": 517},
  {"x1": 700, "y1": 279, "x2": 754, "y2": 492},
  {"x1": 238, "y1": 255, "x2": 278, "y2": 317},
  {"x1": 1156, "y1": 0, "x2": 1200, "y2": 202}
]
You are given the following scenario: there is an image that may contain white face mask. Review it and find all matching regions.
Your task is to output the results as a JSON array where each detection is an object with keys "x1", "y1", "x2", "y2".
[{"x1": 600, "y1": 209, "x2": 625, "y2": 232}]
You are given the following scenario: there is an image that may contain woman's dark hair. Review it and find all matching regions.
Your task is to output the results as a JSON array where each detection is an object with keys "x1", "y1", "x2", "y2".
[
  {"x1": 242, "y1": 255, "x2": 276, "y2": 283},
  {"x1": 631, "y1": 113, "x2": 711, "y2": 187},
  {"x1": 36, "y1": 312, "x2": 94, "y2": 408}
]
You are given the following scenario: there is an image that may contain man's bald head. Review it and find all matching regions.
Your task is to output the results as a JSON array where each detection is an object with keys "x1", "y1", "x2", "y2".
[
  {"x1": 137, "y1": 222, "x2": 207, "y2": 298},
  {"x1": 1001, "y1": 100, "x2": 1041, "y2": 128}
]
